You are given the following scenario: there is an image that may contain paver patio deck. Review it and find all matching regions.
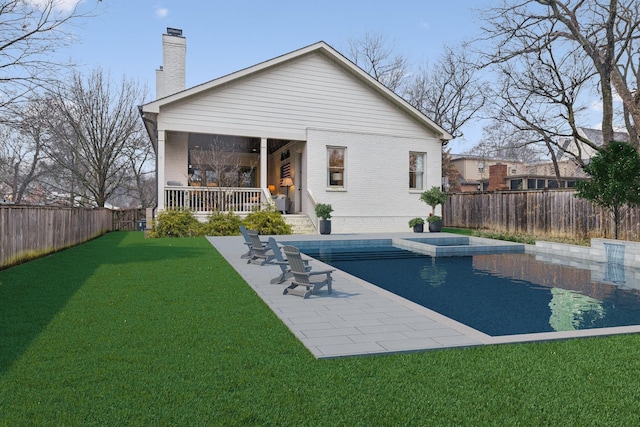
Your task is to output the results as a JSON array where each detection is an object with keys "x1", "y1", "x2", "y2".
[{"x1": 206, "y1": 233, "x2": 640, "y2": 359}]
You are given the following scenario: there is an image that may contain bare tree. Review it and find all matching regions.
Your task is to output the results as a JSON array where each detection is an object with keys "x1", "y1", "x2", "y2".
[
  {"x1": 442, "y1": 148, "x2": 462, "y2": 192},
  {"x1": 347, "y1": 34, "x2": 485, "y2": 144},
  {"x1": 120, "y1": 126, "x2": 155, "y2": 208},
  {"x1": 347, "y1": 33, "x2": 409, "y2": 93},
  {"x1": 0, "y1": 0, "x2": 101, "y2": 112},
  {"x1": 480, "y1": 0, "x2": 640, "y2": 147},
  {"x1": 616, "y1": 1, "x2": 640, "y2": 145},
  {"x1": 43, "y1": 68, "x2": 147, "y2": 207},
  {"x1": 98, "y1": 109, "x2": 156, "y2": 208},
  {"x1": 483, "y1": 32, "x2": 597, "y2": 176},
  {"x1": 469, "y1": 119, "x2": 545, "y2": 163},
  {"x1": 0, "y1": 124, "x2": 24, "y2": 201},
  {"x1": 0, "y1": 97, "x2": 51, "y2": 203},
  {"x1": 404, "y1": 45, "x2": 486, "y2": 140}
]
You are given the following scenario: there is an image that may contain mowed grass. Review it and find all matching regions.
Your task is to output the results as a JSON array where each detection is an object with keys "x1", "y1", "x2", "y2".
[{"x1": 2, "y1": 232, "x2": 640, "y2": 425}]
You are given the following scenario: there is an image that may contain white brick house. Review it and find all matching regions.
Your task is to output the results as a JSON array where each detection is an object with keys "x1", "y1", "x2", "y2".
[{"x1": 140, "y1": 29, "x2": 451, "y2": 233}]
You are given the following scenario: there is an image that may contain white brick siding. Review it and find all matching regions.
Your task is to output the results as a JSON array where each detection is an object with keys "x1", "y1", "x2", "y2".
[
  {"x1": 306, "y1": 128, "x2": 442, "y2": 233},
  {"x1": 156, "y1": 33, "x2": 186, "y2": 99}
]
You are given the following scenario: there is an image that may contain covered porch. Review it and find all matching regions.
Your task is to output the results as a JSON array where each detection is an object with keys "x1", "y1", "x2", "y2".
[{"x1": 157, "y1": 131, "x2": 305, "y2": 216}]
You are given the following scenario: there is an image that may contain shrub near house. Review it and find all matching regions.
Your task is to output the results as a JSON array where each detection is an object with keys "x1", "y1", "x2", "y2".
[{"x1": 149, "y1": 209, "x2": 290, "y2": 238}]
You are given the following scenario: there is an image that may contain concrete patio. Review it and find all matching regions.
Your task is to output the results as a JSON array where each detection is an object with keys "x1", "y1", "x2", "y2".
[{"x1": 206, "y1": 232, "x2": 640, "y2": 359}]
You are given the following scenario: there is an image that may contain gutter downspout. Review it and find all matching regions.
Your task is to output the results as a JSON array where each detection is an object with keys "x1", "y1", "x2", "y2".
[{"x1": 139, "y1": 105, "x2": 158, "y2": 223}]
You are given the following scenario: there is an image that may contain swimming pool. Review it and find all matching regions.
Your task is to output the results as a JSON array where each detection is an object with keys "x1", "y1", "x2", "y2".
[{"x1": 294, "y1": 242, "x2": 640, "y2": 337}]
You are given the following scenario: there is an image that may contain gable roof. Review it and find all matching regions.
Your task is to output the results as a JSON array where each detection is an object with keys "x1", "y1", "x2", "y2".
[
  {"x1": 141, "y1": 41, "x2": 452, "y2": 141},
  {"x1": 557, "y1": 127, "x2": 631, "y2": 160},
  {"x1": 577, "y1": 127, "x2": 629, "y2": 146}
]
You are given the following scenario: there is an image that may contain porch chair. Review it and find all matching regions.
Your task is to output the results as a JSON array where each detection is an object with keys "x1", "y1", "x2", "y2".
[
  {"x1": 266, "y1": 237, "x2": 311, "y2": 284},
  {"x1": 239, "y1": 225, "x2": 266, "y2": 259},
  {"x1": 282, "y1": 245, "x2": 335, "y2": 298},
  {"x1": 246, "y1": 230, "x2": 275, "y2": 265}
]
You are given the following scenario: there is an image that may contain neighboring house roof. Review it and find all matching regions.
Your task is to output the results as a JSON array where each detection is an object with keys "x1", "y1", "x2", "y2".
[
  {"x1": 578, "y1": 127, "x2": 630, "y2": 146},
  {"x1": 451, "y1": 154, "x2": 526, "y2": 164},
  {"x1": 558, "y1": 127, "x2": 630, "y2": 160},
  {"x1": 141, "y1": 41, "x2": 452, "y2": 143}
]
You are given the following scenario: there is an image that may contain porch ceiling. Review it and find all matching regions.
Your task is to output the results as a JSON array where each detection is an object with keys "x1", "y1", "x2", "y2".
[{"x1": 187, "y1": 133, "x2": 292, "y2": 154}]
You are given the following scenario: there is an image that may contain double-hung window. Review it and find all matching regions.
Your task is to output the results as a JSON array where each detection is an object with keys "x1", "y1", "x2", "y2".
[
  {"x1": 409, "y1": 152, "x2": 426, "y2": 190},
  {"x1": 327, "y1": 147, "x2": 345, "y2": 188}
]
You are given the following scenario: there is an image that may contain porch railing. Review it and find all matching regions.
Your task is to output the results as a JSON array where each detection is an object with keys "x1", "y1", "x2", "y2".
[{"x1": 164, "y1": 186, "x2": 273, "y2": 214}]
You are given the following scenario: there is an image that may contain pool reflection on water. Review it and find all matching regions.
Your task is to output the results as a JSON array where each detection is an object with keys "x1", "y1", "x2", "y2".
[{"x1": 301, "y1": 246, "x2": 640, "y2": 337}]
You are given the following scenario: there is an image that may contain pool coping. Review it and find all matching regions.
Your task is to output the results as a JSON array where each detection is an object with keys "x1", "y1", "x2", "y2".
[{"x1": 206, "y1": 232, "x2": 640, "y2": 359}]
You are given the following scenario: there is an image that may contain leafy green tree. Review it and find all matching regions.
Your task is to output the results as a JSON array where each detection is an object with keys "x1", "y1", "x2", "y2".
[
  {"x1": 575, "y1": 141, "x2": 640, "y2": 239},
  {"x1": 420, "y1": 186, "x2": 447, "y2": 216}
]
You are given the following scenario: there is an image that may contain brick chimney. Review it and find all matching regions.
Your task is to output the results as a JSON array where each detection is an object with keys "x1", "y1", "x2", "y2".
[
  {"x1": 487, "y1": 163, "x2": 509, "y2": 191},
  {"x1": 156, "y1": 28, "x2": 186, "y2": 99}
]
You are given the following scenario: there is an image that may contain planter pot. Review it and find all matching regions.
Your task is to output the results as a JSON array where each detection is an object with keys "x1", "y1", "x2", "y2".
[
  {"x1": 319, "y1": 219, "x2": 331, "y2": 235},
  {"x1": 412, "y1": 224, "x2": 424, "y2": 233},
  {"x1": 428, "y1": 220, "x2": 442, "y2": 232}
]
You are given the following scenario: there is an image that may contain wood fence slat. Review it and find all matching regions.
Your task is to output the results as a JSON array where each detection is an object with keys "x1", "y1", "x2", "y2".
[
  {"x1": 0, "y1": 206, "x2": 128, "y2": 269},
  {"x1": 444, "y1": 190, "x2": 640, "y2": 241}
]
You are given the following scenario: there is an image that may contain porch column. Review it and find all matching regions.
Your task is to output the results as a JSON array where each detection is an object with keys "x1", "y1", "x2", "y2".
[
  {"x1": 157, "y1": 130, "x2": 166, "y2": 210},
  {"x1": 260, "y1": 137, "x2": 267, "y2": 189}
]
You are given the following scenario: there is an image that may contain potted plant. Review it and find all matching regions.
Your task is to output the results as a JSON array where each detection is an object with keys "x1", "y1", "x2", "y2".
[
  {"x1": 427, "y1": 213, "x2": 443, "y2": 232},
  {"x1": 409, "y1": 217, "x2": 424, "y2": 233},
  {"x1": 420, "y1": 186, "x2": 447, "y2": 232},
  {"x1": 315, "y1": 203, "x2": 333, "y2": 235}
]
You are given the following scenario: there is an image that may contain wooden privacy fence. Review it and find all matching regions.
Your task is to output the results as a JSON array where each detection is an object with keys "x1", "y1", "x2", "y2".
[
  {"x1": 443, "y1": 190, "x2": 640, "y2": 241},
  {"x1": 112, "y1": 208, "x2": 146, "y2": 231},
  {"x1": 0, "y1": 206, "x2": 112, "y2": 269}
]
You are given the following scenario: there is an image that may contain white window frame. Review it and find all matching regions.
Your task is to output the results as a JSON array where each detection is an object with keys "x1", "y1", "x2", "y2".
[
  {"x1": 409, "y1": 152, "x2": 427, "y2": 191},
  {"x1": 327, "y1": 146, "x2": 346, "y2": 190}
]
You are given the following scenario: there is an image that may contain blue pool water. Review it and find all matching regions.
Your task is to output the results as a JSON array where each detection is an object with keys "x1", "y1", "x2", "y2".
[{"x1": 298, "y1": 244, "x2": 640, "y2": 336}]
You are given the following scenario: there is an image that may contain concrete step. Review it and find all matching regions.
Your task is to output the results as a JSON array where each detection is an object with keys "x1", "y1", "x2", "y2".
[{"x1": 283, "y1": 214, "x2": 317, "y2": 235}]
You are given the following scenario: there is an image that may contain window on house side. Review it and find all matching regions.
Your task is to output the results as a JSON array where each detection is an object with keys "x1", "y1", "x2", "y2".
[
  {"x1": 328, "y1": 147, "x2": 345, "y2": 188},
  {"x1": 409, "y1": 152, "x2": 426, "y2": 190},
  {"x1": 510, "y1": 179, "x2": 523, "y2": 190}
]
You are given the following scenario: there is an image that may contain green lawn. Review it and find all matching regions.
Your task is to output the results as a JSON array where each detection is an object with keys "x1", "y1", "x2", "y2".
[{"x1": 1, "y1": 232, "x2": 640, "y2": 425}]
